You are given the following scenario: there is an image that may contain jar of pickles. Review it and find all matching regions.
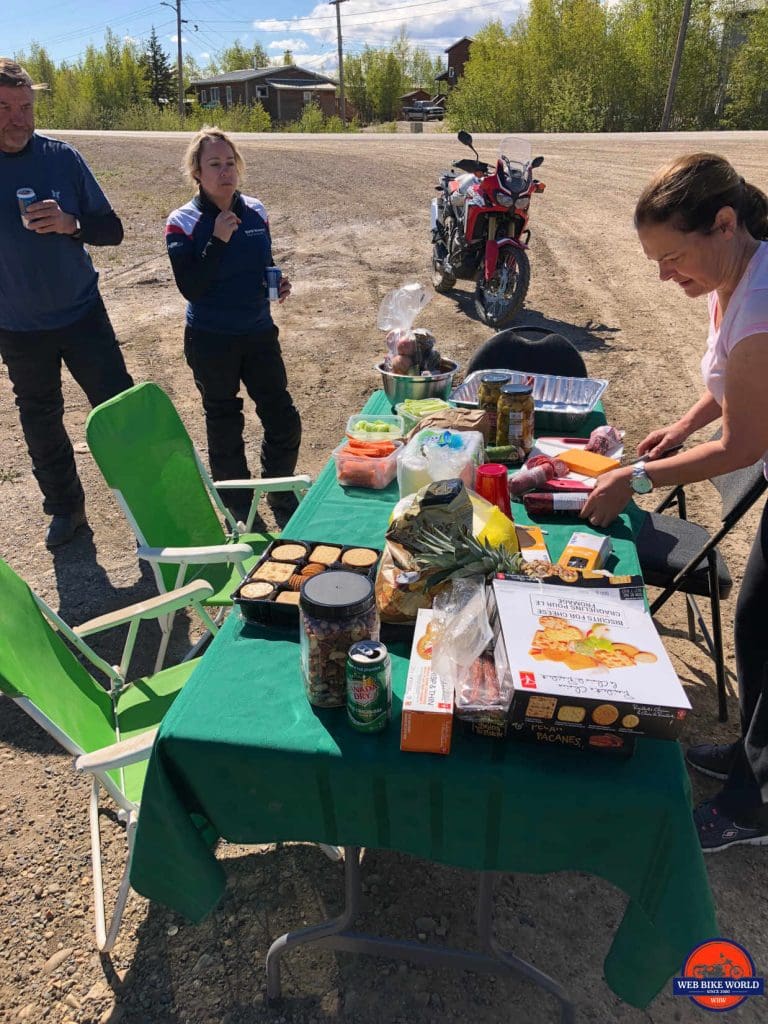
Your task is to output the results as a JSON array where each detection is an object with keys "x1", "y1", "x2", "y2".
[
  {"x1": 299, "y1": 570, "x2": 379, "y2": 707},
  {"x1": 477, "y1": 372, "x2": 512, "y2": 440},
  {"x1": 497, "y1": 383, "x2": 534, "y2": 453}
]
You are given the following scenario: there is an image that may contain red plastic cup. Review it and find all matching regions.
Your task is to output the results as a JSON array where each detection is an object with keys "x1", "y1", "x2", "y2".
[{"x1": 474, "y1": 463, "x2": 512, "y2": 518}]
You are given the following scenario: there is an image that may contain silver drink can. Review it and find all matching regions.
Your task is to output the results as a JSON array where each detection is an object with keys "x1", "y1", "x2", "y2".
[
  {"x1": 17, "y1": 188, "x2": 36, "y2": 228},
  {"x1": 265, "y1": 265, "x2": 282, "y2": 302}
]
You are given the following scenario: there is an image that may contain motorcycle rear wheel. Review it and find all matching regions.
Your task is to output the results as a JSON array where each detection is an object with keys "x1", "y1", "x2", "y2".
[
  {"x1": 431, "y1": 244, "x2": 456, "y2": 294},
  {"x1": 474, "y1": 248, "x2": 530, "y2": 328}
]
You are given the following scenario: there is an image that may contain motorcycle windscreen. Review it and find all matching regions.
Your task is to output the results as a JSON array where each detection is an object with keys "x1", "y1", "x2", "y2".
[{"x1": 498, "y1": 136, "x2": 532, "y2": 194}]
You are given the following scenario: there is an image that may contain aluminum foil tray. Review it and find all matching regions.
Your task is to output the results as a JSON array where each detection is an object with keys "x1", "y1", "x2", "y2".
[{"x1": 450, "y1": 369, "x2": 608, "y2": 421}]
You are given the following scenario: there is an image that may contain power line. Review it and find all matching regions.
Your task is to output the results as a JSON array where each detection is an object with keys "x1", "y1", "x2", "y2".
[
  {"x1": 196, "y1": 0, "x2": 512, "y2": 30},
  {"x1": 35, "y1": 4, "x2": 161, "y2": 47},
  {"x1": 58, "y1": 19, "x2": 176, "y2": 65}
]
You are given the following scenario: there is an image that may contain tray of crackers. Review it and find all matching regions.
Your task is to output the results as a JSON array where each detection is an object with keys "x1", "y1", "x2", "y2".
[{"x1": 232, "y1": 538, "x2": 382, "y2": 625}]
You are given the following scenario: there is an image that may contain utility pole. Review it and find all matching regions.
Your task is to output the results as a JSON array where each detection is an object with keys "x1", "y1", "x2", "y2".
[
  {"x1": 160, "y1": 0, "x2": 197, "y2": 116},
  {"x1": 329, "y1": 0, "x2": 349, "y2": 124},
  {"x1": 660, "y1": 0, "x2": 692, "y2": 130}
]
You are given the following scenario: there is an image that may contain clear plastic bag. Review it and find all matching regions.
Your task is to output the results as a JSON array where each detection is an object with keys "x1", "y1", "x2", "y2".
[
  {"x1": 425, "y1": 433, "x2": 470, "y2": 481},
  {"x1": 377, "y1": 281, "x2": 434, "y2": 335},
  {"x1": 431, "y1": 577, "x2": 494, "y2": 700},
  {"x1": 377, "y1": 282, "x2": 441, "y2": 375}
]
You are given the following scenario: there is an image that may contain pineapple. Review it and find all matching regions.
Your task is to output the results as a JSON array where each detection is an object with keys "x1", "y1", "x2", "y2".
[{"x1": 411, "y1": 524, "x2": 523, "y2": 585}]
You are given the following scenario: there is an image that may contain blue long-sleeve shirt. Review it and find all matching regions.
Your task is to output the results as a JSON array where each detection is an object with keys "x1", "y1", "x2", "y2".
[
  {"x1": 165, "y1": 189, "x2": 274, "y2": 334},
  {"x1": 0, "y1": 133, "x2": 122, "y2": 332}
]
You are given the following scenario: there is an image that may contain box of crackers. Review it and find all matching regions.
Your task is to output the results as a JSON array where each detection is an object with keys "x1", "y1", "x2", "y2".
[
  {"x1": 231, "y1": 538, "x2": 382, "y2": 625},
  {"x1": 490, "y1": 574, "x2": 690, "y2": 743}
]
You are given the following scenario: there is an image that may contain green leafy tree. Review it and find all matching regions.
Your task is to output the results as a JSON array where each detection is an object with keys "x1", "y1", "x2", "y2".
[
  {"x1": 183, "y1": 53, "x2": 202, "y2": 88},
  {"x1": 140, "y1": 27, "x2": 177, "y2": 107},
  {"x1": 217, "y1": 39, "x2": 270, "y2": 72},
  {"x1": 410, "y1": 47, "x2": 443, "y2": 92},
  {"x1": 723, "y1": 5, "x2": 768, "y2": 127},
  {"x1": 446, "y1": 23, "x2": 522, "y2": 131},
  {"x1": 366, "y1": 50, "x2": 406, "y2": 121},
  {"x1": 343, "y1": 51, "x2": 375, "y2": 122}
]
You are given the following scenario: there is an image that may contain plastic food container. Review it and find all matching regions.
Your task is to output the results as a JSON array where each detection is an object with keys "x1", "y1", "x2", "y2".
[
  {"x1": 394, "y1": 399, "x2": 452, "y2": 434},
  {"x1": 300, "y1": 570, "x2": 379, "y2": 707},
  {"x1": 231, "y1": 538, "x2": 381, "y2": 625},
  {"x1": 333, "y1": 440, "x2": 403, "y2": 489},
  {"x1": 397, "y1": 428, "x2": 485, "y2": 498},
  {"x1": 345, "y1": 413, "x2": 405, "y2": 442}
]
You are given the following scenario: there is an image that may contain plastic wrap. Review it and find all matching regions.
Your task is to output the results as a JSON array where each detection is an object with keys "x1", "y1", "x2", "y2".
[
  {"x1": 377, "y1": 282, "x2": 442, "y2": 375},
  {"x1": 585, "y1": 424, "x2": 625, "y2": 456},
  {"x1": 431, "y1": 578, "x2": 494, "y2": 702},
  {"x1": 509, "y1": 455, "x2": 568, "y2": 496}
]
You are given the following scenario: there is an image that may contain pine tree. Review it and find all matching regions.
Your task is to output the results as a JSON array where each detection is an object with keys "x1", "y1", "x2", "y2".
[{"x1": 140, "y1": 27, "x2": 176, "y2": 108}]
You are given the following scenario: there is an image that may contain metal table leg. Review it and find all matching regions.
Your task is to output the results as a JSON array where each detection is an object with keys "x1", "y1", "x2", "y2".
[
  {"x1": 477, "y1": 872, "x2": 576, "y2": 1024},
  {"x1": 265, "y1": 848, "x2": 576, "y2": 1022}
]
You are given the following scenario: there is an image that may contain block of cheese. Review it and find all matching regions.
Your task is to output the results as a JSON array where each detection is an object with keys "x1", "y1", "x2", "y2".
[{"x1": 558, "y1": 448, "x2": 620, "y2": 478}]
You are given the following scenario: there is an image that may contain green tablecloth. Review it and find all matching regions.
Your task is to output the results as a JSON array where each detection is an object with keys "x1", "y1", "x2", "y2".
[{"x1": 130, "y1": 392, "x2": 716, "y2": 1009}]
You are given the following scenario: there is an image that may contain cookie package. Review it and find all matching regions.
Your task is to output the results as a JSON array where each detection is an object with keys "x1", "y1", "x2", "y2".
[{"x1": 491, "y1": 574, "x2": 690, "y2": 742}]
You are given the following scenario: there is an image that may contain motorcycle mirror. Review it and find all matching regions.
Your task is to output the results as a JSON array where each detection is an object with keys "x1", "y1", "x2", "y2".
[
  {"x1": 458, "y1": 130, "x2": 473, "y2": 148},
  {"x1": 532, "y1": 155, "x2": 544, "y2": 169}
]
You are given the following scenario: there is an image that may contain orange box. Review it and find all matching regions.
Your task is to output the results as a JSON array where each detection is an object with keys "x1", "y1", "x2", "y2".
[
  {"x1": 558, "y1": 448, "x2": 620, "y2": 478},
  {"x1": 557, "y1": 531, "x2": 612, "y2": 572},
  {"x1": 516, "y1": 524, "x2": 549, "y2": 563},
  {"x1": 401, "y1": 609, "x2": 453, "y2": 755}
]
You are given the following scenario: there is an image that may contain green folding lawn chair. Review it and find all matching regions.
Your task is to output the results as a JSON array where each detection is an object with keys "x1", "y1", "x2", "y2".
[
  {"x1": 86, "y1": 383, "x2": 311, "y2": 669},
  {"x1": 0, "y1": 557, "x2": 218, "y2": 952}
]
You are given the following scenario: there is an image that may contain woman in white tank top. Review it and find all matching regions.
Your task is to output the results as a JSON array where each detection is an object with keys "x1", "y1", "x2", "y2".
[{"x1": 582, "y1": 153, "x2": 768, "y2": 853}]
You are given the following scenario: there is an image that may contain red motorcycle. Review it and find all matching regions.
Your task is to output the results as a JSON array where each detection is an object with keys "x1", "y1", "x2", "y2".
[{"x1": 431, "y1": 132, "x2": 545, "y2": 327}]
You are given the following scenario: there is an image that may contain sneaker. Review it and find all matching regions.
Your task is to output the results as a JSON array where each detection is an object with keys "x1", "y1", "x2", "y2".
[
  {"x1": 266, "y1": 491, "x2": 299, "y2": 516},
  {"x1": 45, "y1": 505, "x2": 87, "y2": 548},
  {"x1": 694, "y1": 798, "x2": 768, "y2": 852},
  {"x1": 685, "y1": 742, "x2": 739, "y2": 781}
]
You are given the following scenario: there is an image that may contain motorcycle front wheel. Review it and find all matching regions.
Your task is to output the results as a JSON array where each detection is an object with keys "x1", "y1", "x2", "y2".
[
  {"x1": 431, "y1": 244, "x2": 456, "y2": 294},
  {"x1": 474, "y1": 248, "x2": 530, "y2": 328}
]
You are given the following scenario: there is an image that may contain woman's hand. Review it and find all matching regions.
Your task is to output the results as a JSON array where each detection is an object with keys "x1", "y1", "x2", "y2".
[
  {"x1": 580, "y1": 467, "x2": 633, "y2": 528},
  {"x1": 637, "y1": 422, "x2": 688, "y2": 460},
  {"x1": 278, "y1": 276, "x2": 292, "y2": 304},
  {"x1": 212, "y1": 210, "x2": 240, "y2": 243}
]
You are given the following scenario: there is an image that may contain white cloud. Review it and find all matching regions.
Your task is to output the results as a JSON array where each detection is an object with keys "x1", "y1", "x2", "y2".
[
  {"x1": 169, "y1": 35, "x2": 189, "y2": 44},
  {"x1": 123, "y1": 35, "x2": 137, "y2": 45},
  {"x1": 268, "y1": 38, "x2": 309, "y2": 52},
  {"x1": 287, "y1": 52, "x2": 334, "y2": 72},
  {"x1": 198, "y1": 52, "x2": 210, "y2": 60},
  {"x1": 254, "y1": 1, "x2": 525, "y2": 51}
]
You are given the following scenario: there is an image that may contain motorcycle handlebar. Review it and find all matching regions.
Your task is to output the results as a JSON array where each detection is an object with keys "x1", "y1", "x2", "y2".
[{"x1": 453, "y1": 158, "x2": 490, "y2": 174}]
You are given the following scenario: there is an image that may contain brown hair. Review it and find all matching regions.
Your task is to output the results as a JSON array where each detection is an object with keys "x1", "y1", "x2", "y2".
[
  {"x1": 635, "y1": 153, "x2": 768, "y2": 240},
  {"x1": 182, "y1": 125, "x2": 245, "y2": 187},
  {"x1": 0, "y1": 58, "x2": 47, "y2": 90}
]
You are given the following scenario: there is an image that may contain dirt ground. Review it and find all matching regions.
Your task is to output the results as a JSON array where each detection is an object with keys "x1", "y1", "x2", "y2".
[{"x1": 2, "y1": 130, "x2": 768, "y2": 1024}]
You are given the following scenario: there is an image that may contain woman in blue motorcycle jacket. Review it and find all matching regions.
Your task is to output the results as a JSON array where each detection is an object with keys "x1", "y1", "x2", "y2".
[{"x1": 166, "y1": 126, "x2": 301, "y2": 521}]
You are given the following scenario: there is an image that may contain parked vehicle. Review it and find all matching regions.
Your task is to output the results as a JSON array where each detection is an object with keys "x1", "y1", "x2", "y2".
[
  {"x1": 431, "y1": 132, "x2": 545, "y2": 327},
  {"x1": 403, "y1": 100, "x2": 445, "y2": 121}
]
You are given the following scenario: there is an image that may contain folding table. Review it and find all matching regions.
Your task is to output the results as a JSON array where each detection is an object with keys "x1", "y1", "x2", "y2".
[{"x1": 129, "y1": 392, "x2": 717, "y2": 1019}]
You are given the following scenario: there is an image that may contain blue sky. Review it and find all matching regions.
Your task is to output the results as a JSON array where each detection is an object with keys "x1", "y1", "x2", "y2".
[{"x1": 5, "y1": 0, "x2": 527, "y2": 74}]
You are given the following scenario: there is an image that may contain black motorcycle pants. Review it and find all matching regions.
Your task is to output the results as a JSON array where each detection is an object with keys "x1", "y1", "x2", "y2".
[{"x1": 183, "y1": 322, "x2": 301, "y2": 513}]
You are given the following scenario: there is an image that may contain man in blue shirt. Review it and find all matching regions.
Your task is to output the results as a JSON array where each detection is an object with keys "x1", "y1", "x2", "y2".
[{"x1": 0, "y1": 59, "x2": 133, "y2": 547}]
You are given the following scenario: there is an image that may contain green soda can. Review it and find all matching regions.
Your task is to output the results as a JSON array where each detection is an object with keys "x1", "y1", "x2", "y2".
[{"x1": 346, "y1": 640, "x2": 391, "y2": 733}]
